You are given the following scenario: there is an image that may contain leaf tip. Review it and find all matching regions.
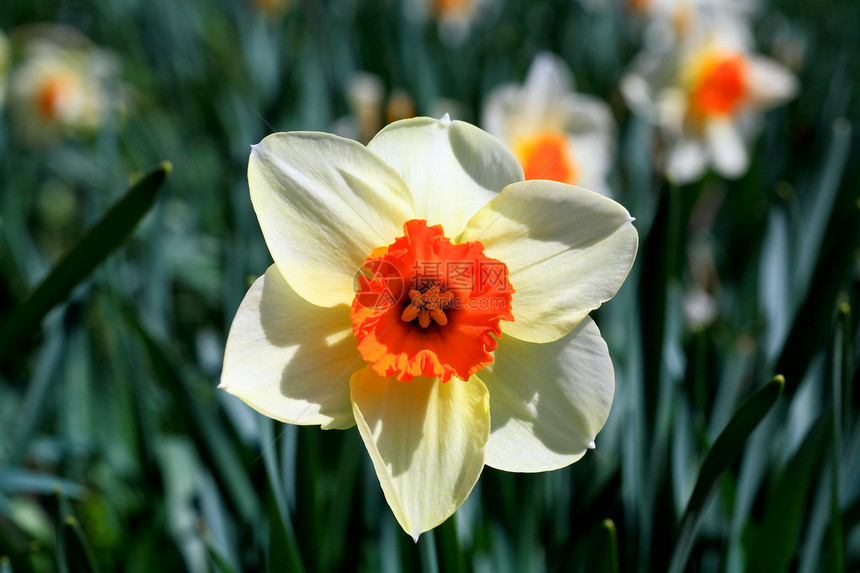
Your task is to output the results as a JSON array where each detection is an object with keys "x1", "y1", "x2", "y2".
[{"x1": 771, "y1": 374, "x2": 786, "y2": 392}]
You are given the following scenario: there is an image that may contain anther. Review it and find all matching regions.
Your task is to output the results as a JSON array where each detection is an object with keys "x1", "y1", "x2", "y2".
[{"x1": 400, "y1": 285, "x2": 455, "y2": 328}]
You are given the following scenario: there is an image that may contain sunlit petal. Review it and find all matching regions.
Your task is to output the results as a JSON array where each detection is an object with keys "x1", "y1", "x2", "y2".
[
  {"x1": 461, "y1": 180, "x2": 638, "y2": 343},
  {"x1": 220, "y1": 265, "x2": 363, "y2": 429},
  {"x1": 249, "y1": 132, "x2": 415, "y2": 307},
  {"x1": 477, "y1": 316, "x2": 613, "y2": 472},
  {"x1": 367, "y1": 116, "x2": 523, "y2": 236},
  {"x1": 350, "y1": 367, "x2": 489, "y2": 540}
]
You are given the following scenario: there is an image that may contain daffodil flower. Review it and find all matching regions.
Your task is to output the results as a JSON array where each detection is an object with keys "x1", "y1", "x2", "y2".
[
  {"x1": 9, "y1": 25, "x2": 119, "y2": 146},
  {"x1": 483, "y1": 53, "x2": 615, "y2": 197},
  {"x1": 622, "y1": 22, "x2": 797, "y2": 183},
  {"x1": 627, "y1": 0, "x2": 754, "y2": 43},
  {"x1": 220, "y1": 115, "x2": 638, "y2": 539}
]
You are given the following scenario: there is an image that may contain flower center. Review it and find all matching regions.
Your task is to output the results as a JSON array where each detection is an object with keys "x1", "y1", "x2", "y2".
[
  {"x1": 401, "y1": 285, "x2": 455, "y2": 328},
  {"x1": 36, "y1": 71, "x2": 78, "y2": 121},
  {"x1": 687, "y1": 51, "x2": 748, "y2": 118},
  {"x1": 350, "y1": 219, "x2": 514, "y2": 383},
  {"x1": 515, "y1": 131, "x2": 578, "y2": 184}
]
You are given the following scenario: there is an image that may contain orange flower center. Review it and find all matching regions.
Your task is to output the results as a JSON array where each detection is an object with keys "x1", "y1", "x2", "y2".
[
  {"x1": 689, "y1": 53, "x2": 748, "y2": 118},
  {"x1": 36, "y1": 72, "x2": 77, "y2": 121},
  {"x1": 350, "y1": 219, "x2": 514, "y2": 383},
  {"x1": 515, "y1": 131, "x2": 578, "y2": 184}
]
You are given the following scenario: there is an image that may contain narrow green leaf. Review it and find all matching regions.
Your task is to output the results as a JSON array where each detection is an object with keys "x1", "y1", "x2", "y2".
[
  {"x1": 602, "y1": 519, "x2": 619, "y2": 573},
  {"x1": 840, "y1": 304, "x2": 852, "y2": 434},
  {"x1": 8, "y1": 318, "x2": 68, "y2": 462},
  {"x1": 434, "y1": 513, "x2": 465, "y2": 573},
  {"x1": 257, "y1": 417, "x2": 305, "y2": 573},
  {"x1": 747, "y1": 413, "x2": 831, "y2": 572},
  {"x1": 828, "y1": 303, "x2": 852, "y2": 572},
  {"x1": 668, "y1": 375, "x2": 785, "y2": 573},
  {"x1": 0, "y1": 470, "x2": 85, "y2": 499},
  {"x1": 321, "y1": 433, "x2": 362, "y2": 573},
  {"x1": 122, "y1": 305, "x2": 260, "y2": 524},
  {"x1": 0, "y1": 162, "x2": 171, "y2": 364},
  {"x1": 418, "y1": 531, "x2": 440, "y2": 573},
  {"x1": 776, "y1": 166, "x2": 860, "y2": 396},
  {"x1": 61, "y1": 516, "x2": 99, "y2": 573},
  {"x1": 203, "y1": 534, "x2": 240, "y2": 573}
]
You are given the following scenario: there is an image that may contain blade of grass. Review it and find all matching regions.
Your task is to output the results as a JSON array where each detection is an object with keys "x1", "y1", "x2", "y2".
[
  {"x1": 418, "y1": 531, "x2": 440, "y2": 573},
  {"x1": 747, "y1": 412, "x2": 831, "y2": 572},
  {"x1": 0, "y1": 162, "x2": 171, "y2": 365},
  {"x1": 257, "y1": 416, "x2": 305, "y2": 573},
  {"x1": 123, "y1": 305, "x2": 259, "y2": 524},
  {"x1": 667, "y1": 375, "x2": 784, "y2": 573},
  {"x1": 7, "y1": 315, "x2": 69, "y2": 463},
  {"x1": 0, "y1": 470, "x2": 85, "y2": 499},
  {"x1": 61, "y1": 516, "x2": 99, "y2": 573}
]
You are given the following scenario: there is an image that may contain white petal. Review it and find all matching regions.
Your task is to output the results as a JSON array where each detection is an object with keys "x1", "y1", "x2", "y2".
[
  {"x1": 350, "y1": 368, "x2": 489, "y2": 540},
  {"x1": 461, "y1": 180, "x2": 638, "y2": 343},
  {"x1": 481, "y1": 84, "x2": 520, "y2": 142},
  {"x1": 521, "y1": 52, "x2": 574, "y2": 123},
  {"x1": 665, "y1": 137, "x2": 708, "y2": 184},
  {"x1": 367, "y1": 117, "x2": 523, "y2": 236},
  {"x1": 249, "y1": 132, "x2": 414, "y2": 307},
  {"x1": 746, "y1": 56, "x2": 798, "y2": 109},
  {"x1": 220, "y1": 265, "x2": 363, "y2": 430},
  {"x1": 478, "y1": 316, "x2": 613, "y2": 472},
  {"x1": 706, "y1": 120, "x2": 748, "y2": 179}
]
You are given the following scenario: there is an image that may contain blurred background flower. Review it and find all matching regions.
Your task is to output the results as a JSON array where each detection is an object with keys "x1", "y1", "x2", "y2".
[
  {"x1": 8, "y1": 25, "x2": 122, "y2": 147},
  {"x1": 622, "y1": 12, "x2": 797, "y2": 183},
  {"x1": 483, "y1": 52, "x2": 615, "y2": 195}
]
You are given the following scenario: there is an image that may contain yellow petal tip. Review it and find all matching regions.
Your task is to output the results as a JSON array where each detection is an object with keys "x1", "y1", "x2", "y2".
[{"x1": 587, "y1": 440, "x2": 596, "y2": 450}]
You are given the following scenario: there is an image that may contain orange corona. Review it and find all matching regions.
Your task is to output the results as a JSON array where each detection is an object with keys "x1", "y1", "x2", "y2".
[
  {"x1": 516, "y1": 131, "x2": 578, "y2": 184},
  {"x1": 689, "y1": 52, "x2": 748, "y2": 118},
  {"x1": 350, "y1": 219, "x2": 514, "y2": 383}
]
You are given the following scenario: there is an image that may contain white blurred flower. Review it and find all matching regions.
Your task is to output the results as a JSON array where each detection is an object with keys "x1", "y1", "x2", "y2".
[
  {"x1": 333, "y1": 72, "x2": 416, "y2": 144},
  {"x1": 629, "y1": 0, "x2": 755, "y2": 47},
  {"x1": 483, "y1": 52, "x2": 615, "y2": 196},
  {"x1": 9, "y1": 26, "x2": 120, "y2": 146},
  {"x1": 622, "y1": 20, "x2": 797, "y2": 184}
]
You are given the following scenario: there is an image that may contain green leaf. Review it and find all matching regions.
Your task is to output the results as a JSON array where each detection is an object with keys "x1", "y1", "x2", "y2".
[
  {"x1": 60, "y1": 516, "x2": 100, "y2": 573},
  {"x1": 0, "y1": 162, "x2": 171, "y2": 365},
  {"x1": 668, "y1": 375, "x2": 785, "y2": 573},
  {"x1": 122, "y1": 305, "x2": 260, "y2": 524},
  {"x1": 257, "y1": 417, "x2": 305, "y2": 573},
  {"x1": 0, "y1": 470, "x2": 85, "y2": 499},
  {"x1": 747, "y1": 413, "x2": 831, "y2": 572},
  {"x1": 599, "y1": 519, "x2": 620, "y2": 573}
]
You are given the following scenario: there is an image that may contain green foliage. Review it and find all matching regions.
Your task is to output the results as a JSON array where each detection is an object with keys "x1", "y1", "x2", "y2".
[{"x1": 1, "y1": 0, "x2": 859, "y2": 572}]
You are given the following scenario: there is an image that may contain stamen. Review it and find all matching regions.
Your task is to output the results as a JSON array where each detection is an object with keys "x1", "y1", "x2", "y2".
[{"x1": 401, "y1": 286, "x2": 455, "y2": 328}]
